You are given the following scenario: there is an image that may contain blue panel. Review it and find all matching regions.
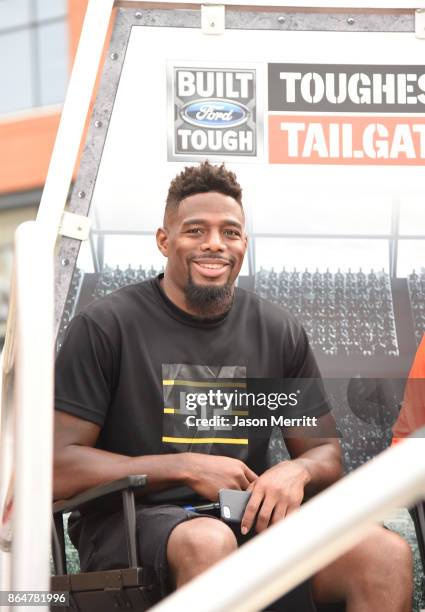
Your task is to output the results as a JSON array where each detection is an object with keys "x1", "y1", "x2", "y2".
[
  {"x1": 35, "y1": 0, "x2": 67, "y2": 21},
  {"x1": 0, "y1": 0, "x2": 31, "y2": 30},
  {"x1": 0, "y1": 29, "x2": 33, "y2": 113},
  {"x1": 37, "y1": 20, "x2": 68, "y2": 106}
]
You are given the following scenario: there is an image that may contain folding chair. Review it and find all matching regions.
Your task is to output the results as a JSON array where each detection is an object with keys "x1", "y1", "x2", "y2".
[{"x1": 51, "y1": 475, "x2": 159, "y2": 611}]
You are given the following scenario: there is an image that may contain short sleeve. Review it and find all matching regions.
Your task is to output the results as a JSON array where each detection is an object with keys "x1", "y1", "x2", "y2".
[
  {"x1": 55, "y1": 314, "x2": 116, "y2": 426},
  {"x1": 285, "y1": 324, "x2": 332, "y2": 420}
]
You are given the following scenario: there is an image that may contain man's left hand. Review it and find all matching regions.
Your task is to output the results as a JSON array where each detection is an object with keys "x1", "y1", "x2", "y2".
[{"x1": 240, "y1": 460, "x2": 311, "y2": 534}]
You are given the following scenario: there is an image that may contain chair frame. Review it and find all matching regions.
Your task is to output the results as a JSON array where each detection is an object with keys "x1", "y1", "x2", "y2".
[
  {"x1": 410, "y1": 501, "x2": 425, "y2": 599},
  {"x1": 51, "y1": 475, "x2": 159, "y2": 611}
]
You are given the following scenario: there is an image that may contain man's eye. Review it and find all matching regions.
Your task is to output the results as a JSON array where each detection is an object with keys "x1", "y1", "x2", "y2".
[
  {"x1": 187, "y1": 228, "x2": 203, "y2": 234},
  {"x1": 224, "y1": 229, "x2": 240, "y2": 237}
]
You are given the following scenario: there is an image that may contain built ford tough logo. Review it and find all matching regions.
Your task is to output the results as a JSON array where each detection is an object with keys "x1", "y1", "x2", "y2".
[
  {"x1": 180, "y1": 99, "x2": 250, "y2": 129},
  {"x1": 170, "y1": 66, "x2": 257, "y2": 159}
]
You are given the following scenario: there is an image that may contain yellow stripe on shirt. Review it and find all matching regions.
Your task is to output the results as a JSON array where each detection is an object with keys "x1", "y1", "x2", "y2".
[
  {"x1": 162, "y1": 436, "x2": 248, "y2": 445},
  {"x1": 162, "y1": 380, "x2": 246, "y2": 388}
]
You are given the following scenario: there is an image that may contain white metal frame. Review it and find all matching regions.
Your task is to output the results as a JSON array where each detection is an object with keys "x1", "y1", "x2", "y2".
[
  {"x1": 0, "y1": 222, "x2": 54, "y2": 611},
  {"x1": 119, "y1": 1, "x2": 425, "y2": 8},
  {"x1": 36, "y1": 0, "x2": 115, "y2": 242},
  {"x1": 152, "y1": 437, "x2": 425, "y2": 612},
  {"x1": 12, "y1": 223, "x2": 54, "y2": 599}
]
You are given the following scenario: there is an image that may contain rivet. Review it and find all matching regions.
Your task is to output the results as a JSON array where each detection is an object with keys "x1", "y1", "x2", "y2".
[
  {"x1": 94, "y1": 120, "x2": 103, "y2": 128},
  {"x1": 277, "y1": 16, "x2": 285, "y2": 24},
  {"x1": 210, "y1": 21, "x2": 215, "y2": 27},
  {"x1": 78, "y1": 190, "x2": 86, "y2": 199},
  {"x1": 135, "y1": 11, "x2": 142, "y2": 19},
  {"x1": 347, "y1": 17, "x2": 355, "y2": 25},
  {"x1": 77, "y1": 226, "x2": 83, "y2": 232},
  {"x1": 110, "y1": 52, "x2": 118, "y2": 60},
  {"x1": 61, "y1": 258, "x2": 70, "y2": 267}
]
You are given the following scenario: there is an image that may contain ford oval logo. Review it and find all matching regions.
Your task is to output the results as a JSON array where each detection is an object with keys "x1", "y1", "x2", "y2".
[{"x1": 180, "y1": 98, "x2": 250, "y2": 129}]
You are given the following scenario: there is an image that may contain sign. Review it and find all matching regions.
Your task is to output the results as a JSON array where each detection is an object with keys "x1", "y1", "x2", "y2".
[
  {"x1": 168, "y1": 66, "x2": 258, "y2": 160},
  {"x1": 268, "y1": 63, "x2": 425, "y2": 165}
]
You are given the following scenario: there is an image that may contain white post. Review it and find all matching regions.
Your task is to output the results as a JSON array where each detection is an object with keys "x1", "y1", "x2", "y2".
[
  {"x1": 152, "y1": 436, "x2": 425, "y2": 612},
  {"x1": 11, "y1": 222, "x2": 54, "y2": 612},
  {"x1": 37, "y1": 0, "x2": 115, "y2": 241},
  {"x1": 0, "y1": 350, "x2": 12, "y2": 593}
]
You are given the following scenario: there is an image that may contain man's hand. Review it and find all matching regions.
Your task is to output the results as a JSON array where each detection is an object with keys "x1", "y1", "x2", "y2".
[
  {"x1": 241, "y1": 459, "x2": 310, "y2": 535},
  {"x1": 184, "y1": 454, "x2": 258, "y2": 501}
]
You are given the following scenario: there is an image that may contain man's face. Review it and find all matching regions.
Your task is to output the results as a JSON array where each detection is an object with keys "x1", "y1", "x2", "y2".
[{"x1": 156, "y1": 191, "x2": 247, "y2": 313}]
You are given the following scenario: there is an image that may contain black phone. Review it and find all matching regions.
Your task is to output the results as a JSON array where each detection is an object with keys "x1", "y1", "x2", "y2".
[{"x1": 219, "y1": 489, "x2": 251, "y2": 523}]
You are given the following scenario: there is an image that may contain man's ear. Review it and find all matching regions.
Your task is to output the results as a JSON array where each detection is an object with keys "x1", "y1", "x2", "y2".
[{"x1": 156, "y1": 227, "x2": 169, "y2": 257}]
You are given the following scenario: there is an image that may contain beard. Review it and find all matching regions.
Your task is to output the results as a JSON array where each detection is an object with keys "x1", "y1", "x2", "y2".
[{"x1": 184, "y1": 271, "x2": 234, "y2": 319}]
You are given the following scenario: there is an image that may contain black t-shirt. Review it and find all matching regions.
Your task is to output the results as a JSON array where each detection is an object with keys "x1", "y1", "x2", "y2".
[{"x1": 55, "y1": 275, "x2": 326, "y2": 502}]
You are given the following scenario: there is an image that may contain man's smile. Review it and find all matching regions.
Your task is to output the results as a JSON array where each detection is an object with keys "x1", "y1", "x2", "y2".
[{"x1": 191, "y1": 258, "x2": 231, "y2": 279}]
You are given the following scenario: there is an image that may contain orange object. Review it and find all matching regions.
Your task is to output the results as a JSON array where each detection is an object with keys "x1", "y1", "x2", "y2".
[{"x1": 392, "y1": 334, "x2": 425, "y2": 439}]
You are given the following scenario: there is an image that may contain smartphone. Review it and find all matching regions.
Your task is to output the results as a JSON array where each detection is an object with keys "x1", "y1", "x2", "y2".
[{"x1": 219, "y1": 489, "x2": 251, "y2": 523}]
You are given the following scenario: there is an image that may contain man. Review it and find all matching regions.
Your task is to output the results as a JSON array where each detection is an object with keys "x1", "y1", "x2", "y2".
[{"x1": 54, "y1": 162, "x2": 412, "y2": 611}]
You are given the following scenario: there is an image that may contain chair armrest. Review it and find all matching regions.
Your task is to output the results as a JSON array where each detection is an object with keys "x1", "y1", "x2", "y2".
[
  {"x1": 53, "y1": 475, "x2": 147, "y2": 515},
  {"x1": 52, "y1": 475, "x2": 147, "y2": 574}
]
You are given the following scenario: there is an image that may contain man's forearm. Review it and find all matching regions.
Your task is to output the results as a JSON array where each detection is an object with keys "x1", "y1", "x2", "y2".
[
  {"x1": 54, "y1": 446, "x2": 193, "y2": 500},
  {"x1": 291, "y1": 442, "x2": 343, "y2": 498}
]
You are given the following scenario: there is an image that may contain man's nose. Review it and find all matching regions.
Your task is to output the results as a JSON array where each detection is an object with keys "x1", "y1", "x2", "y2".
[{"x1": 201, "y1": 229, "x2": 225, "y2": 251}]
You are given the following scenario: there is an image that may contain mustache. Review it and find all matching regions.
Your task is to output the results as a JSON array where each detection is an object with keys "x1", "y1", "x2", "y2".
[{"x1": 190, "y1": 254, "x2": 236, "y2": 264}]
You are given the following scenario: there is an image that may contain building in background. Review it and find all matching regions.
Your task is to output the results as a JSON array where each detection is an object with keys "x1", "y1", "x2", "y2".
[{"x1": 0, "y1": 0, "x2": 88, "y2": 344}]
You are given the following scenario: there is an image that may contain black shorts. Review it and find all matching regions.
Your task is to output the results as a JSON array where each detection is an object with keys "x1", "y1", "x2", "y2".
[{"x1": 68, "y1": 504, "x2": 317, "y2": 612}]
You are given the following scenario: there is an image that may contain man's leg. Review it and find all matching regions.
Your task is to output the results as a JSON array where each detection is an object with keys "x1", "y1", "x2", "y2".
[
  {"x1": 167, "y1": 516, "x2": 317, "y2": 612},
  {"x1": 167, "y1": 517, "x2": 237, "y2": 587},
  {"x1": 311, "y1": 526, "x2": 413, "y2": 612}
]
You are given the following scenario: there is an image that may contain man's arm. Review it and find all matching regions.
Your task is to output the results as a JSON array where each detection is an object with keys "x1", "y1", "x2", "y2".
[
  {"x1": 285, "y1": 426, "x2": 343, "y2": 498},
  {"x1": 53, "y1": 411, "x2": 257, "y2": 501},
  {"x1": 240, "y1": 413, "x2": 342, "y2": 535}
]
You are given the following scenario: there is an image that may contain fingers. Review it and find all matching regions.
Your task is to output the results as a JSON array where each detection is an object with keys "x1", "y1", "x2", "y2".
[
  {"x1": 284, "y1": 501, "x2": 301, "y2": 517},
  {"x1": 244, "y1": 466, "x2": 258, "y2": 483},
  {"x1": 241, "y1": 489, "x2": 263, "y2": 535},
  {"x1": 270, "y1": 502, "x2": 289, "y2": 525},
  {"x1": 241, "y1": 491, "x2": 285, "y2": 534},
  {"x1": 254, "y1": 498, "x2": 276, "y2": 533},
  {"x1": 237, "y1": 472, "x2": 251, "y2": 490},
  {"x1": 269, "y1": 494, "x2": 303, "y2": 524}
]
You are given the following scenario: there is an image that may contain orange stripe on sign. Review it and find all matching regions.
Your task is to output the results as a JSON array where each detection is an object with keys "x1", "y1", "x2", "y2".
[{"x1": 268, "y1": 115, "x2": 425, "y2": 165}]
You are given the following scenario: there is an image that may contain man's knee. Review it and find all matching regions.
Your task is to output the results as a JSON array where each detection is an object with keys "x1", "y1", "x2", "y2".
[
  {"x1": 167, "y1": 517, "x2": 237, "y2": 576},
  {"x1": 313, "y1": 526, "x2": 413, "y2": 606},
  {"x1": 370, "y1": 527, "x2": 413, "y2": 580},
  {"x1": 350, "y1": 527, "x2": 413, "y2": 610},
  {"x1": 344, "y1": 527, "x2": 412, "y2": 590},
  {"x1": 361, "y1": 527, "x2": 411, "y2": 573}
]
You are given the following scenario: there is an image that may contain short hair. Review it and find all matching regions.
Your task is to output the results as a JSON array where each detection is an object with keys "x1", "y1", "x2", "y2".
[{"x1": 165, "y1": 161, "x2": 243, "y2": 221}]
